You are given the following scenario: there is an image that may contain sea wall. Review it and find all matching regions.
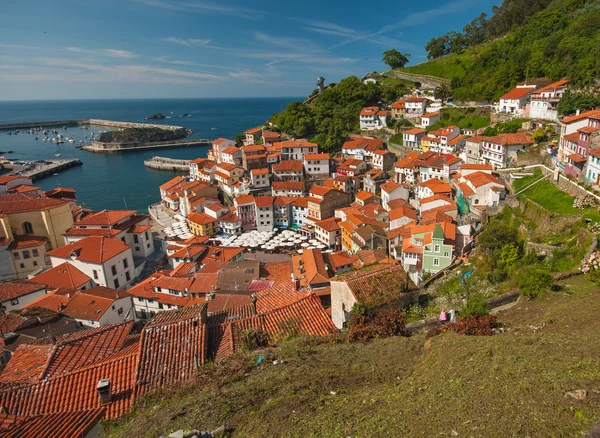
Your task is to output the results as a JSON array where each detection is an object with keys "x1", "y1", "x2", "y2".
[
  {"x1": 82, "y1": 138, "x2": 210, "y2": 153},
  {"x1": 144, "y1": 156, "x2": 191, "y2": 171},
  {"x1": 0, "y1": 119, "x2": 183, "y2": 131}
]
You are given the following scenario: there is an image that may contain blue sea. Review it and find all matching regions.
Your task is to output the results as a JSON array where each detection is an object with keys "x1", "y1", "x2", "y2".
[{"x1": 0, "y1": 98, "x2": 299, "y2": 212}]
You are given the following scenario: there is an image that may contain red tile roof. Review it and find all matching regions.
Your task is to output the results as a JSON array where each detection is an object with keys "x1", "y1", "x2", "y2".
[
  {"x1": 486, "y1": 133, "x2": 534, "y2": 146},
  {"x1": 422, "y1": 112, "x2": 440, "y2": 118},
  {"x1": 187, "y1": 212, "x2": 217, "y2": 226},
  {"x1": 48, "y1": 236, "x2": 130, "y2": 264},
  {"x1": 254, "y1": 196, "x2": 275, "y2": 207},
  {"x1": 304, "y1": 153, "x2": 329, "y2": 160},
  {"x1": 0, "y1": 408, "x2": 105, "y2": 438},
  {"x1": 0, "y1": 281, "x2": 46, "y2": 303},
  {"x1": 75, "y1": 210, "x2": 136, "y2": 226},
  {"x1": 341, "y1": 137, "x2": 383, "y2": 152},
  {"x1": 0, "y1": 345, "x2": 53, "y2": 389},
  {"x1": 30, "y1": 263, "x2": 91, "y2": 290},
  {"x1": 391, "y1": 100, "x2": 406, "y2": 109},
  {"x1": 272, "y1": 160, "x2": 303, "y2": 172},
  {"x1": 324, "y1": 251, "x2": 353, "y2": 271},
  {"x1": 40, "y1": 321, "x2": 133, "y2": 380},
  {"x1": 135, "y1": 307, "x2": 206, "y2": 395},
  {"x1": 0, "y1": 350, "x2": 138, "y2": 419},
  {"x1": 463, "y1": 171, "x2": 503, "y2": 188},
  {"x1": 561, "y1": 110, "x2": 600, "y2": 124},
  {"x1": 60, "y1": 292, "x2": 123, "y2": 322},
  {"x1": 272, "y1": 181, "x2": 304, "y2": 191},
  {"x1": 395, "y1": 151, "x2": 422, "y2": 169},
  {"x1": 459, "y1": 163, "x2": 493, "y2": 171},
  {"x1": 292, "y1": 249, "x2": 330, "y2": 287},
  {"x1": 315, "y1": 217, "x2": 341, "y2": 232},
  {"x1": 499, "y1": 86, "x2": 536, "y2": 100},
  {"x1": 0, "y1": 312, "x2": 27, "y2": 334},
  {"x1": 579, "y1": 126, "x2": 600, "y2": 134},
  {"x1": 389, "y1": 206, "x2": 418, "y2": 221},
  {"x1": 334, "y1": 264, "x2": 414, "y2": 306},
  {"x1": 0, "y1": 194, "x2": 68, "y2": 214},
  {"x1": 404, "y1": 127, "x2": 427, "y2": 135}
]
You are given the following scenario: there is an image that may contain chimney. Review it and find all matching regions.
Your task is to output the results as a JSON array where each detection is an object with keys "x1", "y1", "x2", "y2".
[
  {"x1": 97, "y1": 379, "x2": 112, "y2": 405},
  {"x1": 251, "y1": 294, "x2": 257, "y2": 314},
  {"x1": 294, "y1": 278, "x2": 301, "y2": 292},
  {"x1": 576, "y1": 109, "x2": 581, "y2": 116}
]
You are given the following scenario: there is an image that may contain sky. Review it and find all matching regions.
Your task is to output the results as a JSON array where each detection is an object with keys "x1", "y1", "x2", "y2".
[{"x1": 0, "y1": 0, "x2": 498, "y2": 101}]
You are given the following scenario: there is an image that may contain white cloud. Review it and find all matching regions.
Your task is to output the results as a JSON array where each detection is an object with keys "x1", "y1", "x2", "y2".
[
  {"x1": 64, "y1": 47, "x2": 139, "y2": 59},
  {"x1": 153, "y1": 56, "x2": 233, "y2": 69},
  {"x1": 132, "y1": 0, "x2": 264, "y2": 20},
  {"x1": 161, "y1": 37, "x2": 212, "y2": 47}
]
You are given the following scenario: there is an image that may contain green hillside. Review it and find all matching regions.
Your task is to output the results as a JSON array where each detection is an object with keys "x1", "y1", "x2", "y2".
[{"x1": 403, "y1": 0, "x2": 600, "y2": 102}]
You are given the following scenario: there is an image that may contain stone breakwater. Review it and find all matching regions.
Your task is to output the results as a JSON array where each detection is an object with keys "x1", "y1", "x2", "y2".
[
  {"x1": 0, "y1": 118, "x2": 184, "y2": 131},
  {"x1": 144, "y1": 156, "x2": 191, "y2": 171},
  {"x1": 82, "y1": 138, "x2": 211, "y2": 153}
]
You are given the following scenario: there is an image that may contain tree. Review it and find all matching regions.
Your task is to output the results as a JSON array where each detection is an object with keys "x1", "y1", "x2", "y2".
[
  {"x1": 382, "y1": 49, "x2": 411, "y2": 69},
  {"x1": 434, "y1": 84, "x2": 452, "y2": 102},
  {"x1": 518, "y1": 268, "x2": 552, "y2": 298},
  {"x1": 425, "y1": 36, "x2": 449, "y2": 59}
]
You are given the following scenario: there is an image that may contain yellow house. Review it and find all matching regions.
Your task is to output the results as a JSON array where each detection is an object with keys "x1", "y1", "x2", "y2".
[
  {"x1": 187, "y1": 212, "x2": 217, "y2": 236},
  {"x1": 0, "y1": 194, "x2": 74, "y2": 250},
  {"x1": 420, "y1": 135, "x2": 432, "y2": 153}
]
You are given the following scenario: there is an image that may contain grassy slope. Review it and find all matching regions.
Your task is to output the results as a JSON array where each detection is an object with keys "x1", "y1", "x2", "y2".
[
  {"x1": 513, "y1": 172, "x2": 600, "y2": 222},
  {"x1": 109, "y1": 276, "x2": 600, "y2": 438}
]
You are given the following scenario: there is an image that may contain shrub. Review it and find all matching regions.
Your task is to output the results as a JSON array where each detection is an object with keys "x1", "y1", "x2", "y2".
[
  {"x1": 518, "y1": 268, "x2": 552, "y2": 298},
  {"x1": 426, "y1": 315, "x2": 501, "y2": 339},
  {"x1": 462, "y1": 295, "x2": 490, "y2": 317},
  {"x1": 241, "y1": 328, "x2": 269, "y2": 351},
  {"x1": 348, "y1": 308, "x2": 408, "y2": 343}
]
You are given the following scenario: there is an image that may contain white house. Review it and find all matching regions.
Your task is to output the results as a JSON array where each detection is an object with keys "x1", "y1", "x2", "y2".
[
  {"x1": 481, "y1": 133, "x2": 534, "y2": 168},
  {"x1": 529, "y1": 80, "x2": 569, "y2": 122},
  {"x1": 314, "y1": 217, "x2": 341, "y2": 249},
  {"x1": 254, "y1": 196, "x2": 275, "y2": 232},
  {"x1": 0, "y1": 280, "x2": 47, "y2": 311},
  {"x1": 458, "y1": 171, "x2": 505, "y2": 207},
  {"x1": 421, "y1": 112, "x2": 441, "y2": 129},
  {"x1": 217, "y1": 212, "x2": 242, "y2": 236},
  {"x1": 48, "y1": 236, "x2": 135, "y2": 290},
  {"x1": 304, "y1": 153, "x2": 330, "y2": 177},
  {"x1": 250, "y1": 168, "x2": 270, "y2": 189},
  {"x1": 360, "y1": 107, "x2": 388, "y2": 131},
  {"x1": 389, "y1": 206, "x2": 417, "y2": 231},
  {"x1": 221, "y1": 146, "x2": 243, "y2": 166},
  {"x1": 273, "y1": 139, "x2": 318, "y2": 161},
  {"x1": 211, "y1": 138, "x2": 236, "y2": 163},
  {"x1": 403, "y1": 128, "x2": 426, "y2": 150},
  {"x1": 380, "y1": 180, "x2": 410, "y2": 211},
  {"x1": 272, "y1": 181, "x2": 305, "y2": 197},
  {"x1": 0, "y1": 176, "x2": 34, "y2": 194},
  {"x1": 64, "y1": 210, "x2": 154, "y2": 259},
  {"x1": 58, "y1": 287, "x2": 134, "y2": 328},
  {"x1": 405, "y1": 97, "x2": 428, "y2": 116},
  {"x1": 291, "y1": 198, "x2": 308, "y2": 228},
  {"x1": 498, "y1": 85, "x2": 536, "y2": 115}
]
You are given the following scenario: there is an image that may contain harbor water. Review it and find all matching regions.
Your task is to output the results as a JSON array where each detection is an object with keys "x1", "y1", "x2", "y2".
[{"x1": 0, "y1": 98, "x2": 298, "y2": 212}]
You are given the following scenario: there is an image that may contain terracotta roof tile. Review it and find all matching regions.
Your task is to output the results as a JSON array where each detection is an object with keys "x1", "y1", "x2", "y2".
[
  {"x1": 48, "y1": 237, "x2": 130, "y2": 264},
  {"x1": 334, "y1": 264, "x2": 414, "y2": 306},
  {"x1": 75, "y1": 210, "x2": 136, "y2": 226},
  {"x1": 272, "y1": 160, "x2": 303, "y2": 172},
  {"x1": 0, "y1": 408, "x2": 105, "y2": 438},
  {"x1": 0, "y1": 194, "x2": 68, "y2": 214},
  {"x1": 0, "y1": 281, "x2": 46, "y2": 303},
  {"x1": 0, "y1": 345, "x2": 52, "y2": 389},
  {"x1": 499, "y1": 86, "x2": 536, "y2": 100},
  {"x1": 30, "y1": 263, "x2": 91, "y2": 290},
  {"x1": 7, "y1": 235, "x2": 47, "y2": 250}
]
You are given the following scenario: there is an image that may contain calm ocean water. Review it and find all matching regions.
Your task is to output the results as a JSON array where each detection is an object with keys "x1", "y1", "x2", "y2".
[{"x1": 0, "y1": 98, "x2": 298, "y2": 212}]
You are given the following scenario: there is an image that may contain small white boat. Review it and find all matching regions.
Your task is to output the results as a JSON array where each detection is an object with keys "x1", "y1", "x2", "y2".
[{"x1": 55, "y1": 154, "x2": 61, "y2": 157}]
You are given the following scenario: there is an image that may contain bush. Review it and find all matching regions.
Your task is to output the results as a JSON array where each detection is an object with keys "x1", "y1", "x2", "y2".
[
  {"x1": 348, "y1": 308, "x2": 408, "y2": 343},
  {"x1": 426, "y1": 315, "x2": 501, "y2": 339},
  {"x1": 241, "y1": 328, "x2": 269, "y2": 351},
  {"x1": 462, "y1": 295, "x2": 490, "y2": 317},
  {"x1": 518, "y1": 268, "x2": 552, "y2": 298}
]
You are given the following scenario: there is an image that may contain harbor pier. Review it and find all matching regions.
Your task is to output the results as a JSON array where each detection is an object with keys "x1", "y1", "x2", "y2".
[{"x1": 18, "y1": 159, "x2": 83, "y2": 181}]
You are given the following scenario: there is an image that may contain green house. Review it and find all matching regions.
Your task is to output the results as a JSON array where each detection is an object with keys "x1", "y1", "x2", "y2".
[{"x1": 422, "y1": 224, "x2": 454, "y2": 273}]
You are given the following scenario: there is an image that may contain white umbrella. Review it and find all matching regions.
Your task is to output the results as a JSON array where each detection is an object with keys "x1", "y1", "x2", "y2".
[
  {"x1": 297, "y1": 249, "x2": 303, "y2": 254},
  {"x1": 294, "y1": 239, "x2": 302, "y2": 244},
  {"x1": 301, "y1": 242, "x2": 310, "y2": 248},
  {"x1": 300, "y1": 236, "x2": 308, "y2": 241},
  {"x1": 285, "y1": 242, "x2": 294, "y2": 247},
  {"x1": 317, "y1": 244, "x2": 326, "y2": 249},
  {"x1": 307, "y1": 246, "x2": 315, "y2": 249}
]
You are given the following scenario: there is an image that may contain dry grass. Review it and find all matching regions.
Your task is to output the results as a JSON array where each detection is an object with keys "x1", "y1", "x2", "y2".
[{"x1": 107, "y1": 276, "x2": 600, "y2": 437}]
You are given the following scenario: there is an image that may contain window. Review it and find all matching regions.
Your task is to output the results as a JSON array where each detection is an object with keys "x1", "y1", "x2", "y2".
[
  {"x1": 12, "y1": 252, "x2": 20, "y2": 260},
  {"x1": 111, "y1": 265, "x2": 117, "y2": 276},
  {"x1": 135, "y1": 246, "x2": 140, "y2": 251},
  {"x1": 11, "y1": 298, "x2": 19, "y2": 306},
  {"x1": 23, "y1": 250, "x2": 30, "y2": 259},
  {"x1": 33, "y1": 261, "x2": 38, "y2": 267},
  {"x1": 19, "y1": 263, "x2": 24, "y2": 269},
  {"x1": 158, "y1": 303, "x2": 164, "y2": 310},
  {"x1": 133, "y1": 235, "x2": 139, "y2": 244},
  {"x1": 433, "y1": 258, "x2": 440, "y2": 266},
  {"x1": 114, "y1": 278, "x2": 120, "y2": 289},
  {"x1": 123, "y1": 258, "x2": 129, "y2": 269},
  {"x1": 125, "y1": 271, "x2": 131, "y2": 282},
  {"x1": 93, "y1": 270, "x2": 98, "y2": 280},
  {"x1": 32, "y1": 249, "x2": 39, "y2": 257},
  {"x1": 22, "y1": 222, "x2": 33, "y2": 235},
  {"x1": 145, "y1": 231, "x2": 150, "y2": 240},
  {"x1": 112, "y1": 305, "x2": 115, "y2": 310},
  {"x1": 434, "y1": 245, "x2": 440, "y2": 252},
  {"x1": 147, "y1": 243, "x2": 151, "y2": 249}
]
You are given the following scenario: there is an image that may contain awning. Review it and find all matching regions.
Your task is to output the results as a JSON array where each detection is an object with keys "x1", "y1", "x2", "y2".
[{"x1": 568, "y1": 153, "x2": 586, "y2": 164}]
